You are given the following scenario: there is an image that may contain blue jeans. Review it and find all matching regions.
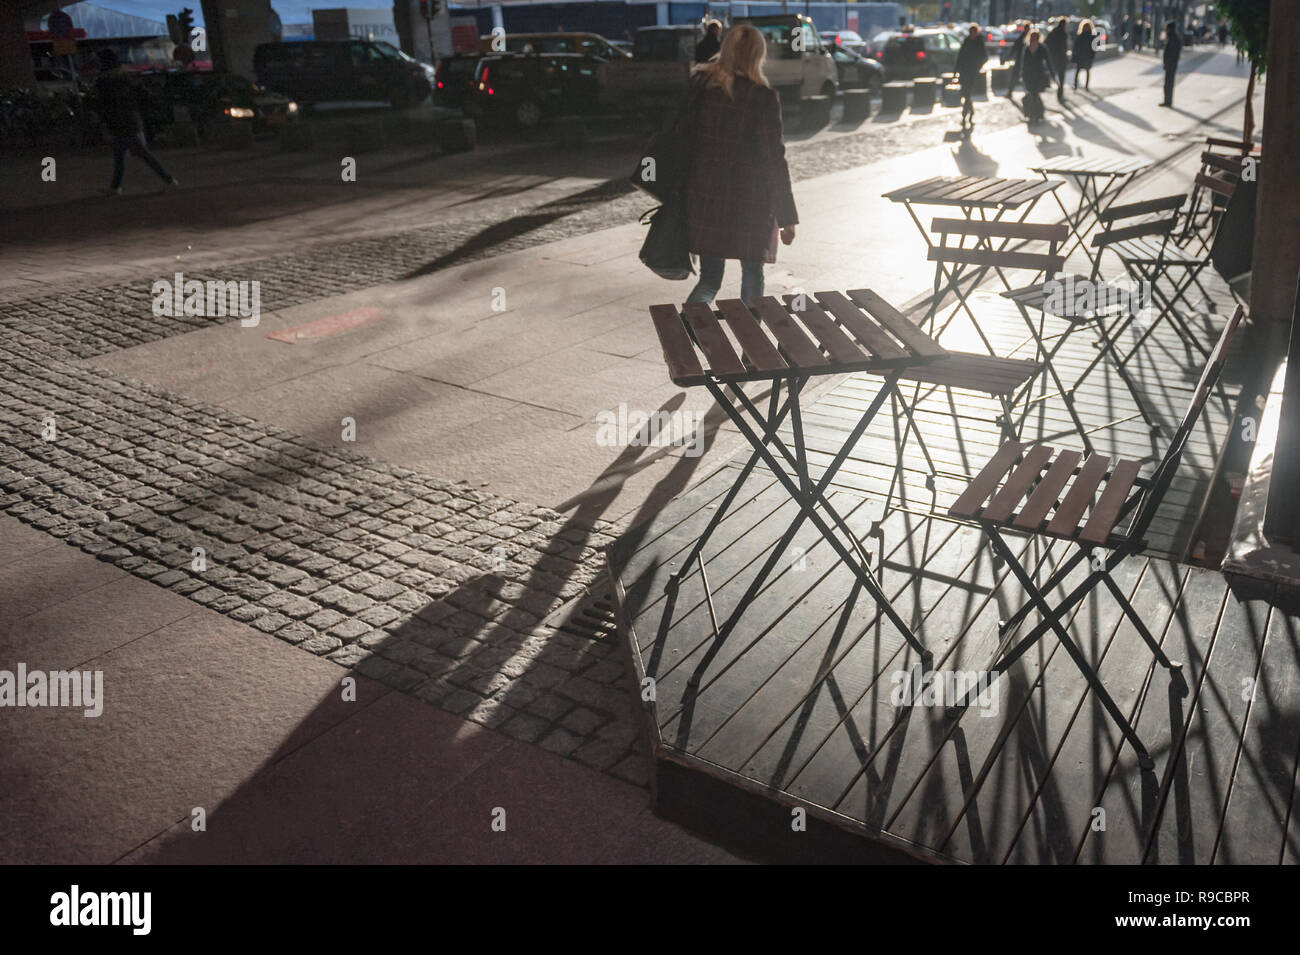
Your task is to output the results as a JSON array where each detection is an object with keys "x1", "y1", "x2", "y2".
[{"x1": 686, "y1": 256, "x2": 765, "y2": 306}]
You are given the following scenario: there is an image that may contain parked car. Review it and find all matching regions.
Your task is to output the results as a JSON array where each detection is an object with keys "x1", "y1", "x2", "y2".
[
  {"x1": 880, "y1": 28, "x2": 960, "y2": 80},
  {"x1": 735, "y1": 14, "x2": 838, "y2": 100},
  {"x1": 434, "y1": 52, "x2": 481, "y2": 109},
  {"x1": 829, "y1": 45, "x2": 884, "y2": 95},
  {"x1": 478, "y1": 32, "x2": 629, "y2": 61},
  {"x1": 820, "y1": 30, "x2": 869, "y2": 56},
  {"x1": 253, "y1": 39, "x2": 432, "y2": 109},
  {"x1": 140, "y1": 69, "x2": 297, "y2": 138},
  {"x1": 602, "y1": 24, "x2": 696, "y2": 115},
  {"x1": 464, "y1": 52, "x2": 602, "y2": 128}
]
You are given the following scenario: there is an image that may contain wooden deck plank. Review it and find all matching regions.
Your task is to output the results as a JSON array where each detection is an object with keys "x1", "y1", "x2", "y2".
[
  {"x1": 1143, "y1": 590, "x2": 1271, "y2": 864},
  {"x1": 666, "y1": 504, "x2": 942, "y2": 763},
  {"x1": 691, "y1": 516, "x2": 971, "y2": 776},
  {"x1": 998, "y1": 560, "x2": 1190, "y2": 863},
  {"x1": 930, "y1": 554, "x2": 1150, "y2": 862},
  {"x1": 1215, "y1": 606, "x2": 1300, "y2": 863},
  {"x1": 1073, "y1": 571, "x2": 1229, "y2": 864}
]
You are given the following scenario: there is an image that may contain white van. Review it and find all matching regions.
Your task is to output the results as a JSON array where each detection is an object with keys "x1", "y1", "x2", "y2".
[{"x1": 736, "y1": 14, "x2": 839, "y2": 101}]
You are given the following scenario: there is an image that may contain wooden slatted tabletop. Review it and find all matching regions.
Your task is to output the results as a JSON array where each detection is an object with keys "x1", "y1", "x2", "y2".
[
  {"x1": 648, "y1": 289, "x2": 947, "y2": 387},
  {"x1": 1029, "y1": 156, "x2": 1151, "y2": 177},
  {"x1": 882, "y1": 175, "x2": 1061, "y2": 209}
]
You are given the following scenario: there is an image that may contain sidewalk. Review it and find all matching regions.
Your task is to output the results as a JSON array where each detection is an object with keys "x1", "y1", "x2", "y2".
[{"x1": 0, "y1": 49, "x2": 1260, "y2": 864}]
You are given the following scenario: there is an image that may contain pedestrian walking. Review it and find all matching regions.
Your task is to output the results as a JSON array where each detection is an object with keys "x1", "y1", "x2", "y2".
[
  {"x1": 1217, "y1": 22, "x2": 1229, "y2": 47},
  {"x1": 1006, "y1": 19, "x2": 1028, "y2": 99},
  {"x1": 1073, "y1": 20, "x2": 1097, "y2": 91},
  {"x1": 1018, "y1": 29, "x2": 1052, "y2": 125},
  {"x1": 695, "y1": 18, "x2": 722, "y2": 64},
  {"x1": 94, "y1": 49, "x2": 178, "y2": 195},
  {"x1": 1160, "y1": 21, "x2": 1183, "y2": 107},
  {"x1": 1045, "y1": 17, "x2": 1069, "y2": 104},
  {"x1": 1120, "y1": 14, "x2": 1132, "y2": 52},
  {"x1": 956, "y1": 23, "x2": 987, "y2": 127},
  {"x1": 683, "y1": 23, "x2": 797, "y2": 307}
]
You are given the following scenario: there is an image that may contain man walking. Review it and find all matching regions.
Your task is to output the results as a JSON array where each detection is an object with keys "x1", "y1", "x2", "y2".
[
  {"x1": 956, "y1": 23, "x2": 987, "y2": 127},
  {"x1": 695, "y1": 18, "x2": 722, "y2": 63},
  {"x1": 94, "y1": 49, "x2": 178, "y2": 194},
  {"x1": 1160, "y1": 21, "x2": 1182, "y2": 107},
  {"x1": 1045, "y1": 17, "x2": 1068, "y2": 104}
]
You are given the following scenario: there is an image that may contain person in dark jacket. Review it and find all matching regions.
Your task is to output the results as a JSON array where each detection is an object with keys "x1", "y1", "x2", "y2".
[
  {"x1": 1045, "y1": 17, "x2": 1069, "y2": 104},
  {"x1": 1120, "y1": 15, "x2": 1132, "y2": 52},
  {"x1": 956, "y1": 23, "x2": 987, "y2": 127},
  {"x1": 695, "y1": 19, "x2": 722, "y2": 63},
  {"x1": 1005, "y1": 20, "x2": 1028, "y2": 99},
  {"x1": 683, "y1": 24, "x2": 797, "y2": 307},
  {"x1": 1073, "y1": 19, "x2": 1097, "y2": 90},
  {"x1": 1160, "y1": 21, "x2": 1183, "y2": 107},
  {"x1": 1018, "y1": 29, "x2": 1052, "y2": 124},
  {"x1": 94, "y1": 49, "x2": 177, "y2": 195}
]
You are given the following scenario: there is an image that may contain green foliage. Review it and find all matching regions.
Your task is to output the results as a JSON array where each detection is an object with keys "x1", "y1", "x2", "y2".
[{"x1": 1216, "y1": 0, "x2": 1269, "y2": 73}]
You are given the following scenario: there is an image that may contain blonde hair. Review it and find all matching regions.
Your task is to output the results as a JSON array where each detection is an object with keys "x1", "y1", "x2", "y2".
[
  {"x1": 693, "y1": 22, "x2": 768, "y2": 98},
  {"x1": 1078, "y1": 19, "x2": 1094, "y2": 35}
]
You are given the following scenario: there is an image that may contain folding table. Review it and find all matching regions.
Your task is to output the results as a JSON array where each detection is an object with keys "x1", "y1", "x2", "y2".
[
  {"x1": 1030, "y1": 156, "x2": 1151, "y2": 263},
  {"x1": 647, "y1": 290, "x2": 948, "y2": 659},
  {"x1": 883, "y1": 175, "x2": 1062, "y2": 247}
]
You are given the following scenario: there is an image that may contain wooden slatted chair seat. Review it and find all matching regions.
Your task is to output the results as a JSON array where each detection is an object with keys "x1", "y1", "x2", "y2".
[
  {"x1": 949, "y1": 441, "x2": 1144, "y2": 546},
  {"x1": 1110, "y1": 236, "x2": 1202, "y2": 265},
  {"x1": 897, "y1": 353, "x2": 1038, "y2": 397}
]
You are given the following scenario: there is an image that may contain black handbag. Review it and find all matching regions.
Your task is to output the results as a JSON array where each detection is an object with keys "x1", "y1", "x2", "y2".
[
  {"x1": 638, "y1": 200, "x2": 694, "y2": 280},
  {"x1": 630, "y1": 76, "x2": 705, "y2": 202}
]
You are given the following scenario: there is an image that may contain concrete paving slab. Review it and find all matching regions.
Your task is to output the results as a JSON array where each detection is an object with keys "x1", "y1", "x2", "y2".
[
  {"x1": 0, "y1": 515, "x2": 64, "y2": 568},
  {"x1": 0, "y1": 540, "x2": 125, "y2": 622},
  {"x1": 0, "y1": 573, "x2": 197, "y2": 670},
  {"x1": 0, "y1": 597, "x2": 387, "y2": 864}
]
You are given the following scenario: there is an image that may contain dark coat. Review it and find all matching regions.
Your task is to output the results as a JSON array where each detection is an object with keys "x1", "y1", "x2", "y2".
[
  {"x1": 1163, "y1": 31, "x2": 1183, "y2": 70},
  {"x1": 685, "y1": 75, "x2": 798, "y2": 264},
  {"x1": 1045, "y1": 22, "x2": 1069, "y2": 74},
  {"x1": 956, "y1": 34, "x2": 988, "y2": 84},
  {"x1": 1019, "y1": 44, "x2": 1053, "y2": 93},
  {"x1": 1073, "y1": 30, "x2": 1096, "y2": 68},
  {"x1": 695, "y1": 31, "x2": 721, "y2": 63},
  {"x1": 95, "y1": 69, "x2": 147, "y2": 137}
]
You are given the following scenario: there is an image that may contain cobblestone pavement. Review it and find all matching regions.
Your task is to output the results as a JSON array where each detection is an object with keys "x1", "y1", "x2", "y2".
[{"x1": 0, "y1": 96, "x2": 1024, "y2": 787}]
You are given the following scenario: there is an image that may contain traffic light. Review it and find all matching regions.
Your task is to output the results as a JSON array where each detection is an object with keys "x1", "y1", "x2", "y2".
[{"x1": 177, "y1": 7, "x2": 194, "y2": 38}]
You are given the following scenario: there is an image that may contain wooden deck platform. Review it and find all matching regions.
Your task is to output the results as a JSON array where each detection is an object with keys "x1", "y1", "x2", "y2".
[{"x1": 607, "y1": 247, "x2": 1297, "y2": 863}]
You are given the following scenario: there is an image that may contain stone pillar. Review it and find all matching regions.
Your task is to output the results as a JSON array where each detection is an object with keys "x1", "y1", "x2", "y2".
[
  {"x1": 1261, "y1": 0, "x2": 1300, "y2": 542},
  {"x1": 0, "y1": 0, "x2": 35, "y2": 87},
  {"x1": 200, "y1": 0, "x2": 274, "y2": 78}
]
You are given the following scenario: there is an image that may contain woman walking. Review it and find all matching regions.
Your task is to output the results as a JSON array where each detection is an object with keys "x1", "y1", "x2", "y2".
[
  {"x1": 956, "y1": 23, "x2": 988, "y2": 127},
  {"x1": 683, "y1": 24, "x2": 797, "y2": 307},
  {"x1": 1018, "y1": 29, "x2": 1053, "y2": 125},
  {"x1": 1073, "y1": 20, "x2": 1097, "y2": 91}
]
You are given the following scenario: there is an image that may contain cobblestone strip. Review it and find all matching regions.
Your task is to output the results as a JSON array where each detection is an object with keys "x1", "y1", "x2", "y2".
[{"x1": 0, "y1": 350, "x2": 648, "y2": 782}]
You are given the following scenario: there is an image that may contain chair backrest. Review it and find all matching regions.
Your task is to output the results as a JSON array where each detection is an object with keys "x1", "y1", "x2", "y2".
[
  {"x1": 1209, "y1": 176, "x2": 1257, "y2": 283},
  {"x1": 928, "y1": 217, "x2": 1068, "y2": 275},
  {"x1": 1091, "y1": 193, "x2": 1185, "y2": 250},
  {"x1": 1126, "y1": 304, "x2": 1246, "y2": 543}
]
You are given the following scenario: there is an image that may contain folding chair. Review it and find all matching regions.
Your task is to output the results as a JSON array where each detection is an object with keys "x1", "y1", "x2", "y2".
[
  {"x1": 1179, "y1": 151, "x2": 1251, "y2": 255},
  {"x1": 1067, "y1": 194, "x2": 1213, "y2": 399},
  {"x1": 945, "y1": 303, "x2": 1245, "y2": 770}
]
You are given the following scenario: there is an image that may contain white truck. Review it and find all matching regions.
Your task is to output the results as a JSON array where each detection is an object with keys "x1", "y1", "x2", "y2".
[{"x1": 605, "y1": 16, "x2": 838, "y2": 119}]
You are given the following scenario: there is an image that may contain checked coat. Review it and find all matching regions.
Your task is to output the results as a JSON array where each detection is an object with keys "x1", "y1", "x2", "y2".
[{"x1": 684, "y1": 75, "x2": 799, "y2": 264}]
